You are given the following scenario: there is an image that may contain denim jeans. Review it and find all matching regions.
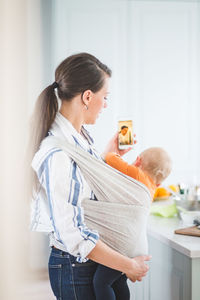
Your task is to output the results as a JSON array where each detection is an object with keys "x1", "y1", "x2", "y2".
[{"x1": 48, "y1": 247, "x2": 98, "y2": 300}]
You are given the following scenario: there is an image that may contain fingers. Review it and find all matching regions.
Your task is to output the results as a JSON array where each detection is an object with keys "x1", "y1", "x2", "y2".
[
  {"x1": 129, "y1": 278, "x2": 136, "y2": 283},
  {"x1": 144, "y1": 265, "x2": 149, "y2": 272},
  {"x1": 137, "y1": 277, "x2": 142, "y2": 282},
  {"x1": 127, "y1": 272, "x2": 146, "y2": 283},
  {"x1": 134, "y1": 255, "x2": 152, "y2": 262},
  {"x1": 139, "y1": 264, "x2": 149, "y2": 274},
  {"x1": 143, "y1": 255, "x2": 152, "y2": 261},
  {"x1": 113, "y1": 131, "x2": 118, "y2": 139},
  {"x1": 126, "y1": 275, "x2": 137, "y2": 283}
]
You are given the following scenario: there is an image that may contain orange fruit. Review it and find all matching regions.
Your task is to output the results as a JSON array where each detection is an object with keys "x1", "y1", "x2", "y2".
[{"x1": 153, "y1": 187, "x2": 170, "y2": 200}]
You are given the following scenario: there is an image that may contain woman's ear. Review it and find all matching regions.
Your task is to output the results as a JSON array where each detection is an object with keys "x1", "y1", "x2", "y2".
[
  {"x1": 81, "y1": 90, "x2": 93, "y2": 107},
  {"x1": 134, "y1": 156, "x2": 142, "y2": 167}
]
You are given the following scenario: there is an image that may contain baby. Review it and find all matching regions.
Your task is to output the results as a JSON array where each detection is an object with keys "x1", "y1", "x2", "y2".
[
  {"x1": 91, "y1": 147, "x2": 172, "y2": 300},
  {"x1": 106, "y1": 146, "x2": 172, "y2": 198}
]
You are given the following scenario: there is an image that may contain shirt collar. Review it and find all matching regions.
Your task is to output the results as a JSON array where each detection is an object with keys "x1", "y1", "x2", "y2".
[{"x1": 49, "y1": 112, "x2": 94, "y2": 146}]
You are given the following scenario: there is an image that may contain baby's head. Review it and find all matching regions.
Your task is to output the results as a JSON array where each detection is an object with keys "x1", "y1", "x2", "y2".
[{"x1": 134, "y1": 147, "x2": 172, "y2": 185}]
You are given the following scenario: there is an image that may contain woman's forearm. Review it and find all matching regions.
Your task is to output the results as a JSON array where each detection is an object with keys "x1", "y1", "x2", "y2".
[
  {"x1": 87, "y1": 240, "x2": 131, "y2": 273},
  {"x1": 87, "y1": 240, "x2": 150, "y2": 280}
]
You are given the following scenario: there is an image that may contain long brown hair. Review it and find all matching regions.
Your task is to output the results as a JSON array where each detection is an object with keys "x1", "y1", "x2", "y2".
[{"x1": 30, "y1": 52, "x2": 112, "y2": 158}]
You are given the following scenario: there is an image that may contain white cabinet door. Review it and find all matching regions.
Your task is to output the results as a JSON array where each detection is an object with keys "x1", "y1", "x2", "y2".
[
  {"x1": 53, "y1": 0, "x2": 200, "y2": 184},
  {"x1": 127, "y1": 1, "x2": 200, "y2": 185},
  {"x1": 52, "y1": 0, "x2": 130, "y2": 153}
]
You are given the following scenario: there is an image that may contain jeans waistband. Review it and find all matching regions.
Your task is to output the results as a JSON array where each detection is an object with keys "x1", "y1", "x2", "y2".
[
  {"x1": 51, "y1": 246, "x2": 73, "y2": 258},
  {"x1": 50, "y1": 246, "x2": 96, "y2": 266}
]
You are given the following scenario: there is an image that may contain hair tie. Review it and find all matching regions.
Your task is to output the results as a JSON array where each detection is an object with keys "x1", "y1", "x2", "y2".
[{"x1": 52, "y1": 81, "x2": 59, "y2": 89}]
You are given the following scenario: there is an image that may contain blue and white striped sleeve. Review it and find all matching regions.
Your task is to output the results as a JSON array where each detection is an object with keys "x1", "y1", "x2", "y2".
[{"x1": 45, "y1": 150, "x2": 99, "y2": 262}]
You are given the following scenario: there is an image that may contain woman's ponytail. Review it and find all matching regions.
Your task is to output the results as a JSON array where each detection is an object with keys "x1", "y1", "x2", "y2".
[{"x1": 30, "y1": 83, "x2": 58, "y2": 158}]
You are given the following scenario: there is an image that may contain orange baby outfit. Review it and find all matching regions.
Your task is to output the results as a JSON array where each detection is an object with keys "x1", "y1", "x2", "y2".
[{"x1": 105, "y1": 152, "x2": 156, "y2": 198}]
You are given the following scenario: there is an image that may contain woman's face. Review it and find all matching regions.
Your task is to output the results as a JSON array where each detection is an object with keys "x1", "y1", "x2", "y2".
[{"x1": 85, "y1": 76, "x2": 110, "y2": 124}]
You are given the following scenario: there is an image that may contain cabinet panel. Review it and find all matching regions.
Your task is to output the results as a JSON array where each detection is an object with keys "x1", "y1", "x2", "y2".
[
  {"x1": 149, "y1": 237, "x2": 185, "y2": 300},
  {"x1": 127, "y1": 1, "x2": 200, "y2": 184},
  {"x1": 128, "y1": 235, "x2": 194, "y2": 300}
]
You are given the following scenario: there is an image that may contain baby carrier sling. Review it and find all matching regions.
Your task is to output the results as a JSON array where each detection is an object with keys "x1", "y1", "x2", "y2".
[{"x1": 34, "y1": 136, "x2": 151, "y2": 257}]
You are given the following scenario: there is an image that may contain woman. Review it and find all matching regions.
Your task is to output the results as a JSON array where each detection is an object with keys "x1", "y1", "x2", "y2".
[{"x1": 30, "y1": 53, "x2": 151, "y2": 300}]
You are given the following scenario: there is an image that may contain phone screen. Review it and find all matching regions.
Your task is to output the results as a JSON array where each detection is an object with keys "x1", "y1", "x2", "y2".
[{"x1": 118, "y1": 120, "x2": 133, "y2": 148}]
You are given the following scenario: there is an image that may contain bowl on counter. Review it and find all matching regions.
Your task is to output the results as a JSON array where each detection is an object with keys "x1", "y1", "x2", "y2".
[
  {"x1": 173, "y1": 197, "x2": 200, "y2": 211},
  {"x1": 173, "y1": 196, "x2": 200, "y2": 223},
  {"x1": 179, "y1": 211, "x2": 200, "y2": 226}
]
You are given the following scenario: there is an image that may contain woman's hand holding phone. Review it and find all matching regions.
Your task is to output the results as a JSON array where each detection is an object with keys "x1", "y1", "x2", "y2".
[{"x1": 101, "y1": 132, "x2": 136, "y2": 160}]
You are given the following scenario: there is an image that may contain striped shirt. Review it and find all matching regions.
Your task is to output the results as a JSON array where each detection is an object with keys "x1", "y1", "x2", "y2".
[{"x1": 31, "y1": 112, "x2": 101, "y2": 262}]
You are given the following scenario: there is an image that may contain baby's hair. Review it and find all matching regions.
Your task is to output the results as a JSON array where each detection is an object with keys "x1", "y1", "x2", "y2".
[
  {"x1": 121, "y1": 125, "x2": 128, "y2": 130},
  {"x1": 140, "y1": 147, "x2": 172, "y2": 184}
]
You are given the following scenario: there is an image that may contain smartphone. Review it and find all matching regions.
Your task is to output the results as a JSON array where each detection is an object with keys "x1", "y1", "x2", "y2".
[{"x1": 118, "y1": 119, "x2": 134, "y2": 150}]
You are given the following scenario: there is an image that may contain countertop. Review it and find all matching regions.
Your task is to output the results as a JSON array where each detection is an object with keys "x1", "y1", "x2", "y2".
[{"x1": 148, "y1": 213, "x2": 200, "y2": 258}]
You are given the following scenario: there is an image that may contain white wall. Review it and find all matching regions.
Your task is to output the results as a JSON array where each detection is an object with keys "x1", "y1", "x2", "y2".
[
  {"x1": 52, "y1": 0, "x2": 200, "y2": 186},
  {"x1": 0, "y1": 0, "x2": 29, "y2": 299},
  {"x1": 0, "y1": 0, "x2": 54, "y2": 298}
]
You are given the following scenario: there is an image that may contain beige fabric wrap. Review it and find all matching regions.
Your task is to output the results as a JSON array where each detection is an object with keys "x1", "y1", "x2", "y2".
[{"x1": 41, "y1": 136, "x2": 151, "y2": 258}]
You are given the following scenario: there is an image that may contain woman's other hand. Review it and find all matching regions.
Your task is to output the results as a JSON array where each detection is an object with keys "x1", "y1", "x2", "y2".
[
  {"x1": 128, "y1": 275, "x2": 142, "y2": 283},
  {"x1": 101, "y1": 132, "x2": 137, "y2": 160},
  {"x1": 125, "y1": 255, "x2": 151, "y2": 283}
]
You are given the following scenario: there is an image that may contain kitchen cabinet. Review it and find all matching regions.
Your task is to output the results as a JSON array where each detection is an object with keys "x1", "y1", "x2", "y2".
[
  {"x1": 52, "y1": 0, "x2": 200, "y2": 182},
  {"x1": 128, "y1": 216, "x2": 200, "y2": 300}
]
